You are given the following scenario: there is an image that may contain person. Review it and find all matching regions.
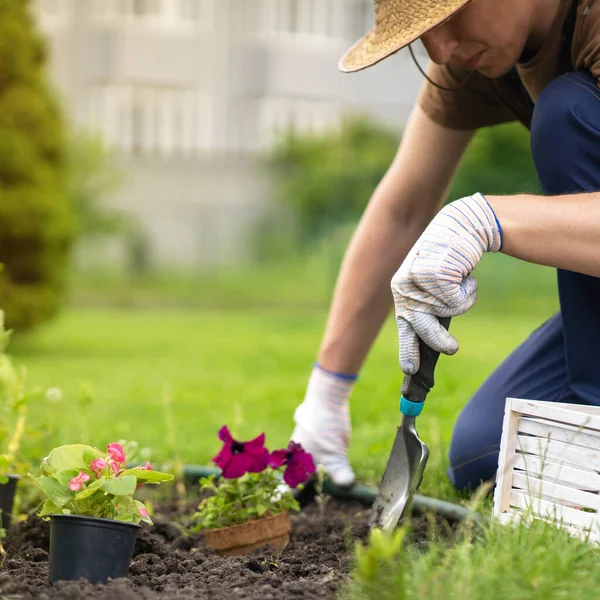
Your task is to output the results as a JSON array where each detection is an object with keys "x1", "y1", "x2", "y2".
[{"x1": 290, "y1": 0, "x2": 600, "y2": 492}]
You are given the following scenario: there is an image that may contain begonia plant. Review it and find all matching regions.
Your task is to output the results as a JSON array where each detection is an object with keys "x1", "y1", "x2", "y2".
[
  {"x1": 33, "y1": 442, "x2": 174, "y2": 525},
  {"x1": 193, "y1": 426, "x2": 316, "y2": 530}
]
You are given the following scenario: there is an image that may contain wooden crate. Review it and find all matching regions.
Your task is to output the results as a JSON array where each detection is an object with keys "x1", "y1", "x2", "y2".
[{"x1": 493, "y1": 398, "x2": 600, "y2": 542}]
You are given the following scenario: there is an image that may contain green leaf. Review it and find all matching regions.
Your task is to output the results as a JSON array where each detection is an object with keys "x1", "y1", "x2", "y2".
[
  {"x1": 41, "y1": 445, "x2": 103, "y2": 475},
  {"x1": 102, "y1": 475, "x2": 136, "y2": 496},
  {"x1": 119, "y1": 468, "x2": 174, "y2": 484},
  {"x1": 120, "y1": 440, "x2": 139, "y2": 462},
  {"x1": 56, "y1": 469, "x2": 82, "y2": 487},
  {"x1": 114, "y1": 513, "x2": 135, "y2": 523},
  {"x1": 37, "y1": 498, "x2": 65, "y2": 518},
  {"x1": 75, "y1": 477, "x2": 105, "y2": 500},
  {"x1": 114, "y1": 494, "x2": 135, "y2": 510},
  {"x1": 83, "y1": 447, "x2": 104, "y2": 466},
  {"x1": 35, "y1": 475, "x2": 72, "y2": 506},
  {"x1": 113, "y1": 495, "x2": 148, "y2": 525}
]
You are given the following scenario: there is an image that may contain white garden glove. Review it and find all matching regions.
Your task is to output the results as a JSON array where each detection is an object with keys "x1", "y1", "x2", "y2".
[
  {"x1": 391, "y1": 193, "x2": 503, "y2": 393},
  {"x1": 291, "y1": 364, "x2": 357, "y2": 487}
]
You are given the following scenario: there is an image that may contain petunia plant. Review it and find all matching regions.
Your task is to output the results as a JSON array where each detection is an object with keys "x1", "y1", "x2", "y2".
[
  {"x1": 33, "y1": 442, "x2": 174, "y2": 525},
  {"x1": 193, "y1": 426, "x2": 316, "y2": 530}
]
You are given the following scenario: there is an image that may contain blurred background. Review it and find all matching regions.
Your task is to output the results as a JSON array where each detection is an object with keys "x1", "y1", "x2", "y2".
[
  {"x1": 0, "y1": 0, "x2": 560, "y2": 487},
  {"x1": 18, "y1": 0, "x2": 549, "y2": 317}
]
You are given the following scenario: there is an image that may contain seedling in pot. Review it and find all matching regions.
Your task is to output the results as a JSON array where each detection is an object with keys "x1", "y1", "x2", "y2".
[
  {"x1": 193, "y1": 426, "x2": 316, "y2": 556},
  {"x1": 32, "y1": 441, "x2": 174, "y2": 584}
]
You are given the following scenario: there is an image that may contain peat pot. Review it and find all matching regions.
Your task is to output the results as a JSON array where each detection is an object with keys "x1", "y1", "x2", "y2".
[
  {"x1": 204, "y1": 511, "x2": 291, "y2": 557},
  {"x1": 49, "y1": 514, "x2": 140, "y2": 584},
  {"x1": 0, "y1": 474, "x2": 19, "y2": 531}
]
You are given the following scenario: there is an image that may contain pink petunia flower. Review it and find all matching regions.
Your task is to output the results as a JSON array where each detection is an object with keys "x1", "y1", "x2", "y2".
[
  {"x1": 107, "y1": 443, "x2": 126, "y2": 464},
  {"x1": 90, "y1": 458, "x2": 107, "y2": 477},
  {"x1": 145, "y1": 461, "x2": 151, "y2": 470},
  {"x1": 212, "y1": 425, "x2": 269, "y2": 478},
  {"x1": 138, "y1": 506, "x2": 149, "y2": 518},
  {"x1": 69, "y1": 471, "x2": 91, "y2": 492},
  {"x1": 269, "y1": 441, "x2": 316, "y2": 488},
  {"x1": 110, "y1": 460, "x2": 120, "y2": 475}
]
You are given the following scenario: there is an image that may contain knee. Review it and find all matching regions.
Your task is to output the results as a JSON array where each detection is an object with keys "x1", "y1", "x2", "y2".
[
  {"x1": 448, "y1": 418, "x2": 500, "y2": 491},
  {"x1": 447, "y1": 443, "x2": 499, "y2": 492},
  {"x1": 531, "y1": 71, "x2": 600, "y2": 195}
]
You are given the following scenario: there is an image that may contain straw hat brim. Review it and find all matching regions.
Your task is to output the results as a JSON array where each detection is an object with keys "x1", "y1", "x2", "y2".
[{"x1": 339, "y1": 0, "x2": 473, "y2": 73}]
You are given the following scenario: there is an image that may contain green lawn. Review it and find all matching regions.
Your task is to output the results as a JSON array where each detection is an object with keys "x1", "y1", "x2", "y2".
[
  {"x1": 11, "y1": 296, "x2": 557, "y2": 502},
  {"x1": 348, "y1": 515, "x2": 600, "y2": 600},
  {"x1": 11, "y1": 280, "x2": 599, "y2": 600}
]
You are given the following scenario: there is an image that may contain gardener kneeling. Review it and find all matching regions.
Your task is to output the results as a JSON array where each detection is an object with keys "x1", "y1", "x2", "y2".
[{"x1": 290, "y1": 0, "x2": 600, "y2": 491}]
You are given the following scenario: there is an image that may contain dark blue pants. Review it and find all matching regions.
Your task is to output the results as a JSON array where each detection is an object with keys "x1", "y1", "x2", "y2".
[{"x1": 448, "y1": 71, "x2": 600, "y2": 491}]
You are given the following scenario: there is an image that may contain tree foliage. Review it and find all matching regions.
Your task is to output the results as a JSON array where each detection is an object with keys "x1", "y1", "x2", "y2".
[{"x1": 0, "y1": 0, "x2": 72, "y2": 331}]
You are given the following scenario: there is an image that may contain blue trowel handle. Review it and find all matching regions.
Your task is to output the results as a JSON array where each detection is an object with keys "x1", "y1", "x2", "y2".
[{"x1": 401, "y1": 316, "x2": 451, "y2": 413}]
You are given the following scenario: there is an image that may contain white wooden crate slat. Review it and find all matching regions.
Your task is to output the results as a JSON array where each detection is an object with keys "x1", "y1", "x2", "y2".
[
  {"x1": 516, "y1": 434, "x2": 600, "y2": 471},
  {"x1": 511, "y1": 471, "x2": 600, "y2": 511},
  {"x1": 493, "y1": 397, "x2": 600, "y2": 544},
  {"x1": 558, "y1": 402, "x2": 600, "y2": 417},
  {"x1": 494, "y1": 397, "x2": 521, "y2": 519},
  {"x1": 499, "y1": 509, "x2": 599, "y2": 543},
  {"x1": 509, "y1": 490, "x2": 597, "y2": 531},
  {"x1": 513, "y1": 453, "x2": 600, "y2": 490},
  {"x1": 510, "y1": 398, "x2": 600, "y2": 433},
  {"x1": 518, "y1": 417, "x2": 600, "y2": 452}
]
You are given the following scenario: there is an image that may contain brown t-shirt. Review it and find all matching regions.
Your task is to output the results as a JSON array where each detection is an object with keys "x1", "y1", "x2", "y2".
[{"x1": 419, "y1": 0, "x2": 600, "y2": 130}]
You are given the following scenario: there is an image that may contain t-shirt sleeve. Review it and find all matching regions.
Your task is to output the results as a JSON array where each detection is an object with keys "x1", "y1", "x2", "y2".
[
  {"x1": 418, "y1": 62, "x2": 517, "y2": 130},
  {"x1": 573, "y1": 0, "x2": 600, "y2": 80}
]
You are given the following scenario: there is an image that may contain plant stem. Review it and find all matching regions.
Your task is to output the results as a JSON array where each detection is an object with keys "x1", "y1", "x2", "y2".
[{"x1": 5, "y1": 410, "x2": 26, "y2": 465}]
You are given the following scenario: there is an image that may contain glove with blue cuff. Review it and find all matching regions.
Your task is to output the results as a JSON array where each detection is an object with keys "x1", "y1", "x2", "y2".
[{"x1": 391, "y1": 193, "x2": 503, "y2": 393}]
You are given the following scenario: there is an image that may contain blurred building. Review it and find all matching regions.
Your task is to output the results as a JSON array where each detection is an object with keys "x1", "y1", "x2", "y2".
[{"x1": 33, "y1": 0, "x2": 423, "y2": 267}]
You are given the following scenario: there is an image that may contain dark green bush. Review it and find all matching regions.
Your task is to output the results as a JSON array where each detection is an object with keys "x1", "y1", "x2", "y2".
[
  {"x1": 266, "y1": 117, "x2": 399, "y2": 244},
  {"x1": 67, "y1": 131, "x2": 126, "y2": 241},
  {"x1": 266, "y1": 116, "x2": 540, "y2": 244},
  {"x1": 0, "y1": 0, "x2": 72, "y2": 331},
  {"x1": 449, "y1": 121, "x2": 541, "y2": 199}
]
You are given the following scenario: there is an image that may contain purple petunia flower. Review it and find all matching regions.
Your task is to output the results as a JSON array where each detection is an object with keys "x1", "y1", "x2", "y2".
[
  {"x1": 212, "y1": 426, "x2": 270, "y2": 478},
  {"x1": 269, "y1": 441, "x2": 316, "y2": 488}
]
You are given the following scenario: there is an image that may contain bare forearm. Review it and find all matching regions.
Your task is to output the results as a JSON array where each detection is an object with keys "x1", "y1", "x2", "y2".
[
  {"x1": 316, "y1": 194, "x2": 437, "y2": 374},
  {"x1": 317, "y1": 107, "x2": 473, "y2": 374},
  {"x1": 488, "y1": 192, "x2": 600, "y2": 277}
]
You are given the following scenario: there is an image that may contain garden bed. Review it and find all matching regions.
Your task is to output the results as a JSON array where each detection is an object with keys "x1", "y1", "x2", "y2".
[{"x1": 0, "y1": 497, "x2": 448, "y2": 600}]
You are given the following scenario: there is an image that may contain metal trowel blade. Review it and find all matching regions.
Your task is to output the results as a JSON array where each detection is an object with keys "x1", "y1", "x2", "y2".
[{"x1": 369, "y1": 415, "x2": 429, "y2": 531}]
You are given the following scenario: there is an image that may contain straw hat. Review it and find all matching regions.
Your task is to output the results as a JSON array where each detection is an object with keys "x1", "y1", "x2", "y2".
[{"x1": 339, "y1": 0, "x2": 474, "y2": 73}]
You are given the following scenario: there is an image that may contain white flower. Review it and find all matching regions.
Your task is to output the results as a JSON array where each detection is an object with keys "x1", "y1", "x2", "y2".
[{"x1": 45, "y1": 387, "x2": 62, "y2": 403}]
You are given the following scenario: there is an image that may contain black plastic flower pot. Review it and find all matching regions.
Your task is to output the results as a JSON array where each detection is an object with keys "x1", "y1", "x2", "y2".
[
  {"x1": 49, "y1": 514, "x2": 140, "y2": 584},
  {"x1": 0, "y1": 474, "x2": 19, "y2": 532}
]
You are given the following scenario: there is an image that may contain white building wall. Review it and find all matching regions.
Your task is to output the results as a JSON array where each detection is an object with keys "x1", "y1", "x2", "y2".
[{"x1": 32, "y1": 0, "x2": 423, "y2": 267}]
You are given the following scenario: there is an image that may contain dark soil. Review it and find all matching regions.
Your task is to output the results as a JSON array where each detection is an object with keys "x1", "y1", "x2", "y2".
[{"x1": 0, "y1": 498, "x2": 447, "y2": 600}]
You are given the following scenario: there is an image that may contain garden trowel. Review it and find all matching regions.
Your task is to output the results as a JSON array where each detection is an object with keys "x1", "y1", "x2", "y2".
[{"x1": 370, "y1": 316, "x2": 451, "y2": 532}]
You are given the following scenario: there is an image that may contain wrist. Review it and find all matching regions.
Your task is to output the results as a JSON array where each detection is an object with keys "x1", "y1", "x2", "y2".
[
  {"x1": 314, "y1": 362, "x2": 358, "y2": 382},
  {"x1": 449, "y1": 193, "x2": 503, "y2": 253},
  {"x1": 484, "y1": 194, "x2": 535, "y2": 258},
  {"x1": 299, "y1": 364, "x2": 356, "y2": 415},
  {"x1": 476, "y1": 192, "x2": 504, "y2": 252}
]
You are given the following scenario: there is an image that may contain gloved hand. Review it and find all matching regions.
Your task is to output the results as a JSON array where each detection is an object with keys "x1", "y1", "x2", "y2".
[
  {"x1": 391, "y1": 193, "x2": 503, "y2": 392},
  {"x1": 291, "y1": 364, "x2": 357, "y2": 487}
]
